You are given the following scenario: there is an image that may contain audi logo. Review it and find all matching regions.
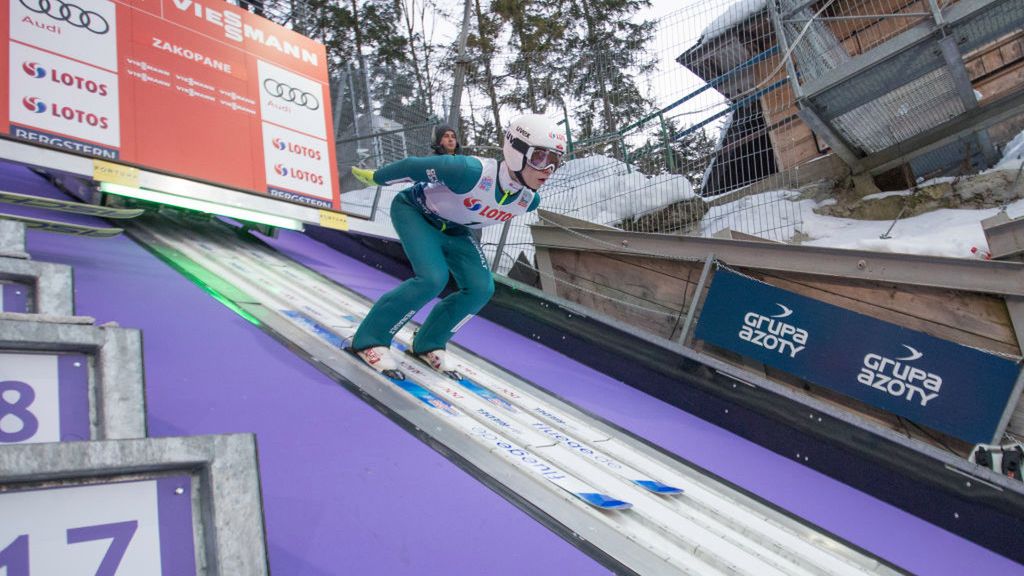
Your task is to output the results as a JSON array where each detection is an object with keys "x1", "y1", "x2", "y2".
[
  {"x1": 19, "y1": 0, "x2": 110, "y2": 34},
  {"x1": 263, "y1": 79, "x2": 320, "y2": 111}
]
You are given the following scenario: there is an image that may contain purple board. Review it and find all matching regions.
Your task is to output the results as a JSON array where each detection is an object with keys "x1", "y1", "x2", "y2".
[
  {"x1": 156, "y1": 476, "x2": 197, "y2": 576},
  {"x1": 58, "y1": 353, "x2": 90, "y2": 441},
  {"x1": 2, "y1": 282, "x2": 31, "y2": 313}
]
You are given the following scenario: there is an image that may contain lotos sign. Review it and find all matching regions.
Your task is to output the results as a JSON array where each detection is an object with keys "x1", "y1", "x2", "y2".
[
  {"x1": 1, "y1": 0, "x2": 340, "y2": 211},
  {"x1": 695, "y1": 268, "x2": 1022, "y2": 444}
]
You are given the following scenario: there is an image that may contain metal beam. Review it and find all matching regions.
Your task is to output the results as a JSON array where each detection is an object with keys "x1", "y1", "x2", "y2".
[
  {"x1": 860, "y1": 87, "x2": 1024, "y2": 175},
  {"x1": 530, "y1": 222, "x2": 1024, "y2": 297},
  {"x1": 982, "y1": 211, "x2": 1024, "y2": 261},
  {"x1": 800, "y1": 0, "x2": 1010, "y2": 121},
  {"x1": 938, "y1": 35, "x2": 999, "y2": 166},
  {"x1": 796, "y1": 106, "x2": 863, "y2": 168}
]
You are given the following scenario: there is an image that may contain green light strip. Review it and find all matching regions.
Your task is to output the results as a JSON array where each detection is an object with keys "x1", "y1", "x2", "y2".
[
  {"x1": 99, "y1": 182, "x2": 304, "y2": 231},
  {"x1": 206, "y1": 288, "x2": 262, "y2": 326},
  {"x1": 149, "y1": 244, "x2": 263, "y2": 327}
]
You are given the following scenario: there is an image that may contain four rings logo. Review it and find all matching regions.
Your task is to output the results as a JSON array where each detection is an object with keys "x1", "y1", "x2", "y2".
[
  {"x1": 738, "y1": 303, "x2": 807, "y2": 359},
  {"x1": 263, "y1": 79, "x2": 319, "y2": 110},
  {"x1": 19, "y1": 0, "x2": 110, "y2": 34},
  {"x1": 857, "y1": 345, "x2": 942, "y2": 407}
]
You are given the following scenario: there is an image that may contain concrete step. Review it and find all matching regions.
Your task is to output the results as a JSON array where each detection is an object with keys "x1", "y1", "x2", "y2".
[
  {"x1": 0, "y1": 257, "x2": 73, "y2": 316},
  {"x1": 0, "y1": 317, "x2": 146, "y2": 441}
]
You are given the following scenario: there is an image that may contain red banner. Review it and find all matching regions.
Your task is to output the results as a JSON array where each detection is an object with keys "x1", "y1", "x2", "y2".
[{"x1": 2, "y1": 0, "x2": 340, "y2": 211}]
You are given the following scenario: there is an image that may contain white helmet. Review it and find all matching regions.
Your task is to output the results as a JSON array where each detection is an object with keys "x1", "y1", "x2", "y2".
[{"x1": 503, "y1": 114, "x2": 567, "y2": 189}]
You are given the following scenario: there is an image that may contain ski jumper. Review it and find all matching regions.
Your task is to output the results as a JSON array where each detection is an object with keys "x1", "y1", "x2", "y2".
[{"x1": 351, "y1": 155, "x2": 541, "y2": 353}]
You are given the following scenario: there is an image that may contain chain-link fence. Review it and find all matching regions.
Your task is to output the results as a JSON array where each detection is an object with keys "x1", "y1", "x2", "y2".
[
  {"x1": 480, "y1": 1, "x2": 810, "y2": 274},
  {"x1": 227, "y1": 0, "x2": 1024, "y2": 277}
]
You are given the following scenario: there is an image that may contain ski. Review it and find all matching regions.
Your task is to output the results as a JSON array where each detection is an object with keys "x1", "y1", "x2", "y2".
[
  {"x1": 449, "y1": 365, "x2": 684, "y2": 495},
  {"x1": 282, "y1": 308, "x2": 632, "y2": 511},
  {"x1": 0, "y1": 189, "x2": 144, "y2": 219},
  {"x1": 0, "y1": 213, "x2": 123, "y2": 237}
]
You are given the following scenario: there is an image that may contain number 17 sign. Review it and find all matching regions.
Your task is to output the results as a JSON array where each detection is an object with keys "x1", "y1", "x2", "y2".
[{"x1": 0, "y1": 476, "x2": 196, "y2": 575}]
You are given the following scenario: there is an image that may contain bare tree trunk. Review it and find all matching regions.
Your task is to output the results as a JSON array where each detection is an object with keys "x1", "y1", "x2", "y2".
[
  {"x1": 401, "y1": 0, "x2": 428, "y2": 98},
  {"x1": 509, "y1": 15, "x2": 538, "y2": 113},
  {"x1": 350, "y1": 0, "x2": 371, "y2": 111},
  {"x1": 473, "y1": 0, "x2": 503, "y2": 140},
  {"x1": 580, "y1": 1, "x2": 619, "y2": 159}
]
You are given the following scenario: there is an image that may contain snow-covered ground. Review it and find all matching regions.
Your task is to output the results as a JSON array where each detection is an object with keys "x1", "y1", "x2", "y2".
[{"x1": 341, "y1": 130, "x2": 1024, "y2": 265}]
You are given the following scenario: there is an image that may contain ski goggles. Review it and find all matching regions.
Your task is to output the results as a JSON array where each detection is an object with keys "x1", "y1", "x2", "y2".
[{"x1": 524, "y1": 147, "x2": 563, "y2": 171}]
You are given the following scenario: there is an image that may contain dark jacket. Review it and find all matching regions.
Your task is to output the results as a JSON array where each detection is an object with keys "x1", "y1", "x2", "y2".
[{"x1": 430, "y1": 124, "x2": 462, "y2": 155}]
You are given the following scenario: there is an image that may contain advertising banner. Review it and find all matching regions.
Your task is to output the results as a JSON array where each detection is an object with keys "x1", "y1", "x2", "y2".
[
  {"x1": 1, "y1": 0, "x2": 340, "y2": 211},
  {"x1": 695, "y1": 268, "x2": 1022, "y2": 444}
]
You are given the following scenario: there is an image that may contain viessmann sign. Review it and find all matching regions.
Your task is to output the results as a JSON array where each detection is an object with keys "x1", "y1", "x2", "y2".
[
  {"x1": 1, "y1": 0, "x2": 340, "y2": 210},
  {"x1": 695, "y1": 268, "x2": 1022, "y2": 444}
]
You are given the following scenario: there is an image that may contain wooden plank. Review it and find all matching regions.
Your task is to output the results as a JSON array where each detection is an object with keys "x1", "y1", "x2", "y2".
[
  {"x1": 1008, "y1": 405, "x2": 1024, "y2": 438},
  {"x1": 981, "y1": 50, "x2": 1007, "y2": 75},
  {"x1": 548, "y1": 250, "x2": 693, "y2": 339},
  {"x1": 744, "y1": 269, "x2": 1020, "y2": 356},
  {"x1": 556, "y1": 251, "x2": 701, "y2": 310}
]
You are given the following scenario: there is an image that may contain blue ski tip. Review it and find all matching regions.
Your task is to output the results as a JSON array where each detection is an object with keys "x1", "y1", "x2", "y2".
[
  {"x1": 633, "y1": 480, "x2": 684, "y2": 495},
  {"x1": 576, "y1": 492, "x2": 632, "y2": 510}
]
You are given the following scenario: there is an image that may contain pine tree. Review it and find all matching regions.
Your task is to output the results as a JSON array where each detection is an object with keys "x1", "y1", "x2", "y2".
[
  {"x1": 466, "y1": 0, "x2": 506, "y2": 146},
  {"x1": 491, "y1": 0, "x2": 566, "y2": 114},
  {"x1": 560, "y1": 0, "x2": 656, "y2": 159}
]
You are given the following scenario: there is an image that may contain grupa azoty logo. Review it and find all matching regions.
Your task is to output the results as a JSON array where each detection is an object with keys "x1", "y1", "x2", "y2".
[
  {"x1": 857, "y1": 344, "x2": 942, "y2": 407},
  {"x1": 737, "y1": 303, "x2": 808, "y2": 359}
]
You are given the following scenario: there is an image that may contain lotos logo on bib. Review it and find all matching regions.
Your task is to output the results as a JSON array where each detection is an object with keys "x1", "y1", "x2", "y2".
[{"x1": 464, "y1": 197, "x2": 483, "y2": 211}]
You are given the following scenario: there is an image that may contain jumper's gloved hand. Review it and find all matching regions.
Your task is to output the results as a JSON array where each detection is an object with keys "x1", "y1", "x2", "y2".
[{"x1": 352, "y1": 167, "x2": 377, "y2": 187}]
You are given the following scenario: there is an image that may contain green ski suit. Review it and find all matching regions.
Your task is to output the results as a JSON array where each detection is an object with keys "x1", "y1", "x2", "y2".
[{"x1": 351, "y1": 154, "x2": 541, "y2": 353}]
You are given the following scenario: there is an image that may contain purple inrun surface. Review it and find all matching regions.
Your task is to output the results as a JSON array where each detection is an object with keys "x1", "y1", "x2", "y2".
[
  {"x1": 8, "y1": 159, "x2": 1019, "y2": 575},
  {"x1": 156, "y1": 475, "x2": 197, "y2": 576},
  {"x1": 264, "y1": 226, "x2": 1023, "y2": 576},
  {"x1": 57, "y1": 353, "x2": 90, "y2": 442},
  {"x1": 12, "y1": 160, "x2": 608, "y2": 576},
  {"x1": 2, "y1": 282, "x2": 31, "y2": 313}
]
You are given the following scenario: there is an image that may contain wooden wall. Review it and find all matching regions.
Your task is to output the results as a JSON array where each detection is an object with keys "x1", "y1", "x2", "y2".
[{"x1": 546, "y1": 246, "x2": 1022, "y2": 454}]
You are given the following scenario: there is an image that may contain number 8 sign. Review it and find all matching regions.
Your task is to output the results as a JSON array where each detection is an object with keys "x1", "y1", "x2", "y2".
[
  {"x1": 0, "y1": 477, "x2": 196, "y2": 575},
  {"x1": 0, "y1": 353, "x2": 89, "y2": 445}
]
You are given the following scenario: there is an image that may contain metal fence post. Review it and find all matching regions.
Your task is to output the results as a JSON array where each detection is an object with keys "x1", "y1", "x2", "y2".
[{"x1": 679, "y1": 253, "x2": 715, "y2": 346}]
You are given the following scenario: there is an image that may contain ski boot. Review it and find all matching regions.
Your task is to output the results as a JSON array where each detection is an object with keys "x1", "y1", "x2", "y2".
[
  {"x1": 350, "y1": 345, "x2": 405, "y2": 380},
  {"x1": 411, "y1": 348, "x2": 462, "y2": 381}
]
